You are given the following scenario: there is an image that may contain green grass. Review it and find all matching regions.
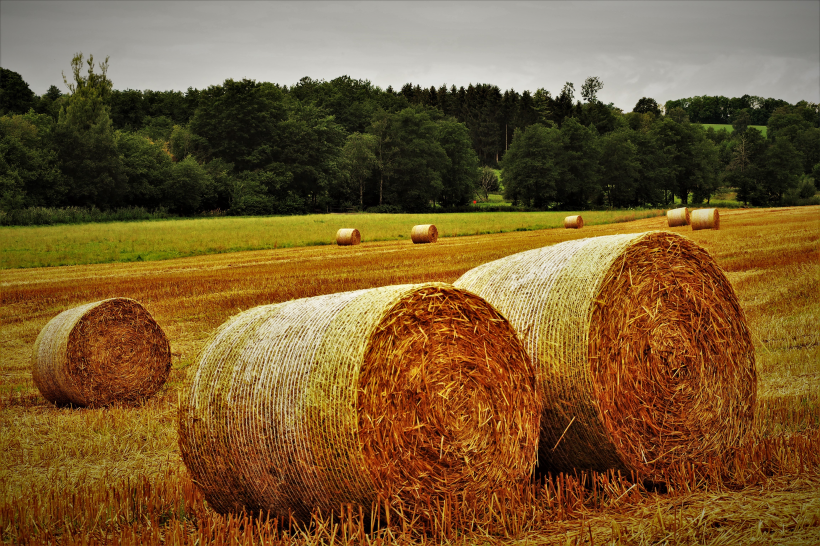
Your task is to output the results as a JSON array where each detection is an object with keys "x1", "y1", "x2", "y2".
[
  {"x1": 700, "y1": 123, "x2": 768, "y2": 137},
  {"x1": 0, "y1": 209, "x2": 663, "y2": 269}
]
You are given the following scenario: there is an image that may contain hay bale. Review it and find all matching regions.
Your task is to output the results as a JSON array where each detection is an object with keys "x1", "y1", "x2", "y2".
[
  {"x1": 666, "y1": 207, "x2": 690, "y2": 227},
  {"x1": 410, "y1": 224, "x2": 438, "y2": 244},
  {"x1": 691, "y1": 208, "x2": 720, "y2": 230},
  {"x1": 564, "y1": 215, "x2": 583, "y2": 229},
  {"x1": 336, "y1": 228, "x2": 361, "y2": 246},
  {"x1": 454, "y1": 232, "x2": 756, "y2": 482},
  {"x1": 32, "y1": 298, "x2": 171, "y2": 407},
  {"x1": 178, "y1": 283, "x2": 539, "y2": 523}
]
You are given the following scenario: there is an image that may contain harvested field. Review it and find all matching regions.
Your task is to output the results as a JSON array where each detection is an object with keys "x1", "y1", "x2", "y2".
[{"x1": 1, "y1": 206, "x2": 818, "y2": 544}]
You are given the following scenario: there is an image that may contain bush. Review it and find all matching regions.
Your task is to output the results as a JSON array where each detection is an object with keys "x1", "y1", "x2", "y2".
[
  {"x1": 0, "y1": 206, "x2": 171, "y2": 226},
  {"x1": 365, "y1": 204, "x2": 404, "y2": 214}
]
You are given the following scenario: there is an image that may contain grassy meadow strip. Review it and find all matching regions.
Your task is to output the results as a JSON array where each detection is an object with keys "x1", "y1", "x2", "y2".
[
  {"x1": 699, "y1": 123, "x2": 768, "y2": 137},
  {"x1": 0, "y1": 209, "x2": 662, "y2": 269}
]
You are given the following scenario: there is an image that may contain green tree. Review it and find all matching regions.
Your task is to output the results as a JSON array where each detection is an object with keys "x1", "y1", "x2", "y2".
[
  {"x1": 436, "y1": 119, "x2": 479, "y2": 207},
  {"x1": 633, "y1": 97, "x2": 661, "y2": 116},
  {"x1": 580, "y1": 76, "x2": 604, "y2": 104},
  {"x1": 115, "y1": 131, "x2": 173, "y2": 209},
  {"x1": 0, "y1": 68, "x2": 36, "y2": 115},
  {"x1": 0, "y1": 112, "x2": 66, "y2": 210},
  {"x1": 477, "y1": 166, "x2": 500, "y2": 201},
  {"x1": 501, "y1": 123, "x2": 562, "y2": 208},
  {"x1": 762, "y1": 137, "x2": 804, "y2": 203},
  {"x1": 599, "y1": 129, "x2": 639, "y2": 207},
  {"x1": 724, "y1": 128, "x2": 768, "y2": 205},
  {"x1": 367, "y1": 109, "x2": 399, "y2": 206},
  {"x1": 341, "y1": 132, "x2": 377, "y2": 209},
  {"x1": 557, "y1": 117, "x2": 601, "y2": 208},
  {"x1": 163, "y1": 155, "x2": 213, "y2": 214},
  {"x1": 53, "y1": 53, "x2": 125, "y2": 209}
]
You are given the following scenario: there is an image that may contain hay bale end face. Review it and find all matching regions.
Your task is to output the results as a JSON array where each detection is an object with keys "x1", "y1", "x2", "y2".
[
  {"x1": 454, "y1": 232, "x2": 756, "y2": 482},
  {"x1": 178, "y1": 283, "x2": 540, "y2": 523},
  {"x1": 666, "y1": 207, "x2": 690, "y2": 227},
  {"x1": 32, "y1": 298, "x2": 171, "y2": 407},
  {"x1": 691, "y1": 208, "x2": 720, "y2": 230},
  {"x1": 336, "y1": 228, "x2": 361, "y2": 245},
  {"x1": 410, "y1": 224, "x2": 438, "y2": 244},
  {"x1": 564, "y1": 215, "x2": 583, "y2": 229}
]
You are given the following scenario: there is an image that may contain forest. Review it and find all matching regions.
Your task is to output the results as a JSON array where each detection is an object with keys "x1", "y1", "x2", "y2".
[{"x1": 1, "y1": 54, "x2": 819, "y2": 223}]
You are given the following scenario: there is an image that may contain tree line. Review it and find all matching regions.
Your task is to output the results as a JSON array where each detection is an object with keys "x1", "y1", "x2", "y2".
[{"x1": 1, "y1": 56, "x2": 818, "y2": 220}]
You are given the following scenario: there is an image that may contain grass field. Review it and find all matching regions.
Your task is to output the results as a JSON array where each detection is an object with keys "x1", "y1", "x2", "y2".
[
  {"x1": 1, "y1": 206, "x2": 818, "y2": 544},
  {"x1": 0, "y1": 209, "x2": 663, "y2": 269},
  {"x1": 700, "y1": 123, "x2": 768, "y2": 137}
]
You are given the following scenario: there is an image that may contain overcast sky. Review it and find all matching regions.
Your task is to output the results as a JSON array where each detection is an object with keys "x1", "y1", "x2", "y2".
[{"x1": 2, "y1": 1, "x2": 818, "y2": 111}]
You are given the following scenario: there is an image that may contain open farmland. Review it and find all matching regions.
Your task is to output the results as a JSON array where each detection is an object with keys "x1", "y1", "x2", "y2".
[
  {"x1": 0, "y1": 209, "x2": 663, "y2": 269},
  {"x1": 1, "y1": 206, "x2": 818, "y2": 544}
]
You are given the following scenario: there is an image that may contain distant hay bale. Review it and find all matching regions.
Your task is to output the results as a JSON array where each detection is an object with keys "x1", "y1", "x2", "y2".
[
  {"x1": 691, "y1": 208, "x2": 720, "y2": 230},
  {"x1": 178, "y1": 283, "x2": 539, "y2": 523},
  {"x1": 410, "y1": 224, "x2": 438, "y2": 244},
  {"x1": 564, "y1": 215, "x2": 583, "y2": 229},
  {"x1": 32, "y1": 298, "x2": 171, "y2": 407},
  {"x1": 454, "y1": 232, "x2": 756, "y2": 483},
  {"x1": 666, "y1": 207, "x2": 690, "y2": 227},
  {"x1": 336, "y1": 228, "x2": 361, "y2": 246}
]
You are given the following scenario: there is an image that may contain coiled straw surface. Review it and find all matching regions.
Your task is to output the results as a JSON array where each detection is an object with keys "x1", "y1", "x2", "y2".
[
  {"x1": 691, "y1": 208, "x2": 720, "y2": 230},
  {"x1": 178, "y1": 283, "x2": 539, "y2": 523},
  {"x1": 564, "y1": 215, "x2": 583, "y2": 229},
  {"x1": 454, "y1": 232, "x2": 756, "y2": 482},
  {"x1": 32, "y1": 298, "x2": 171, "y2": 407},
  {"x1": 410, "y1": 224, "x2": 438, "y2": 243},
  {"x1": 666, "y1": 207, "x2": 690, "y2": 227},
  {"x1": 336, "y1": 228, "x2": 361, "y2": 245}
]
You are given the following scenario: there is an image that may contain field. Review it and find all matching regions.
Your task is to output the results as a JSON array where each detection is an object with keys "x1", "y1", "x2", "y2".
[
  {"x1": 1, "y1": 206, "x2": 818, "y2": 544},
  {"x1": 699, "y1": 123, "x2": 768, "y2": 137},
  {"x1": 0, "y1": 209, "x2": 663, "y2": 269}
]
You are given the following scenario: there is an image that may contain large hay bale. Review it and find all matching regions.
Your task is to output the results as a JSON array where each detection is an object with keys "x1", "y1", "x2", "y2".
[
  {"x1": 564, "y1": 215, "x2": 583, "y2": 229},
  {"x1": 336, "y1": 228, "x2": 361, "y2": 245},
  {"x1": 178, "y1": 283, "x2": 539, "y2": 523},
  {"x1": 454, "y1": 232, "x2": 756, "y2": 482},
  {"x1": 410, "y1": 224, "x2": 438, "y2": 244},
  {"x1": 691, "y1": 208, "x2": 720, "y2": 230},
  {"x1": 32, "y1": 298, "x2": 171, "y2": 407},
  {"x1": 666, "y1": 207, "x2": 690, "y2": 227}
]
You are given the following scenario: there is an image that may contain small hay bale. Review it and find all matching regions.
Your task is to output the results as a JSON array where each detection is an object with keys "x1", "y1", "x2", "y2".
[
  {"x1": 32, "y1": 298, "x2": 171, "y2": 407},
  {"x1": 666, "y1": 207, "x2": 690, "y2": 227},
  {"x1": 335, "y1": 228, "x2": 361, "y2": 245},
  {"x1": 178, "y1": 283, "x2": 539, "y2": 523},
  {"x1": 454, "y1": 232, "x2": 756, "y2": 483},
  {"x1": 691, "y1": 208, "x2": 720, "y2": 230},
  {"x1": 564, "y1": 215, "x2": 583, "y2": 229},
  {"x1": 410, "y1": 224, "x2": 438, "y2": 244}
]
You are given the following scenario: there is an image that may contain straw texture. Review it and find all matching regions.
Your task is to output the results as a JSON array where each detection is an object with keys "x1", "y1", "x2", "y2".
[
  {"x1": 32, "y1": 298, "x2": 171, "y2": 407},
  {"x1": 178, "y1": 283, "x2": 539, "y2": 523},
  {"x1": 454, "y1": 232, "x2": 756, "y2": 482},
  {"x1": 410, "y1": 224, "x2": 438, "y2": 244},
  {"x1": 336, "y1": 228, "x2": 361, "y2": 246},
  {"x1": 666, "y1": 207, "x2": 690, "y2": 227},
  {"x1": 564, "y1": 215, "x2": 583, "y2": 229},
  {"x1": 691, "y1": 208, "x2": 720, "y2": 230}
]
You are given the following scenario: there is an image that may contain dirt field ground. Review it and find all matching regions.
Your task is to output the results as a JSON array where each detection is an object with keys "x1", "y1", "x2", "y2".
[{"x1": 1, "y1": 206, "x2": 818, "y2": 544}]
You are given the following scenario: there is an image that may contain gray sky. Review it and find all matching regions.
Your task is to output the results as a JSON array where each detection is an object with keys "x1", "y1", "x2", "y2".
[{"x1": 2, "y1": 1, "x2": 818, "y2": 111}]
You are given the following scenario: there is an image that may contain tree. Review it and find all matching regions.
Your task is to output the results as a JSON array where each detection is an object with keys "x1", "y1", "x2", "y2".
[
  {"x1": 731, "y1": 109, "x2": 751, "y2": 134},
  {"x1": 115, "y1": 131, "x2": 173, "y2": 209},
  {"x1": 53, "y1": 53, "x2": 125, "y2": 209},
  {"x1": 633, "y1": 97, "x2": 661, "y2": 116},
  {"x1": 761, "y1": 137, "x2": 803, "y2": 203},
  {"x1": 557, "y1": 117, "x2": 601, "y2": 208},
  {"x1": 501, "y1": 123, "x2": 562, "y2": 208},
  {"x1": 477, "y1": 166, "x2": 500, "y2": 201},
  {"x1": 367, "y1": 109, "x2": 399, "y2": 206},
  {"x1": 599, "y1": 129, "x2": 639, "y2": 207},
  {"x1": 0, "y1": 68, "x2": 36, "y2": 115},
  {"x1": 341, "y1": 132, "x2": 377, "y2": 209},
  {"x1": 580, "y1": 76, "x2": 604, "y2": 104},
  {"x1": 724, "y1": 128, "x2": 767, "y2": 205},
  {"x1": 162, "y1": 155, "x2": 212, "y2": 214},
  {"x1": 437, "y1": 119, "x2": 479, "y2": 207},
  {"x1": 189, "y1": 79, "x2": 286, "y2": 171}
]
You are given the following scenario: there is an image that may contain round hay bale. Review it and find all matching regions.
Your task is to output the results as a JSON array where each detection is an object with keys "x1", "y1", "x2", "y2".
[
  {"x1": 564, "y1": 215, "x2": 583, "y2": 229},
  {"x1": 336, "y1": 228, "x2": 361, "y2": 246},
  {"x1": 691, "y1": 208, "x2": 720, "y2": 230},
  {"x1": 454, "y1": 232, "x2": 756, "y2": 482},
  {"x1": 178, "y1": 283, "x2": 539, "y2": 523},
  {"x1": 666, "y1": 207, "x2": 690, "y2": 227},
  {"x1": 410, "y1": 224, "x2": 438, "y2": 244},
  {"x1": 32, "y1": 298, "x2": 171, "y2": 407}
]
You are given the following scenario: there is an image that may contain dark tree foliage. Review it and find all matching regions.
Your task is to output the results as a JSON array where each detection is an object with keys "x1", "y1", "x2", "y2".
[
  {"x1": 633, "y1": 97, "x2": 661, "y2": 116},
  {"x1": 501, "y1": 123, "x2": 562, "y2": 208},
  {"x1": 0, "y1": 68, "x2": 36, "y2": 115}
]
